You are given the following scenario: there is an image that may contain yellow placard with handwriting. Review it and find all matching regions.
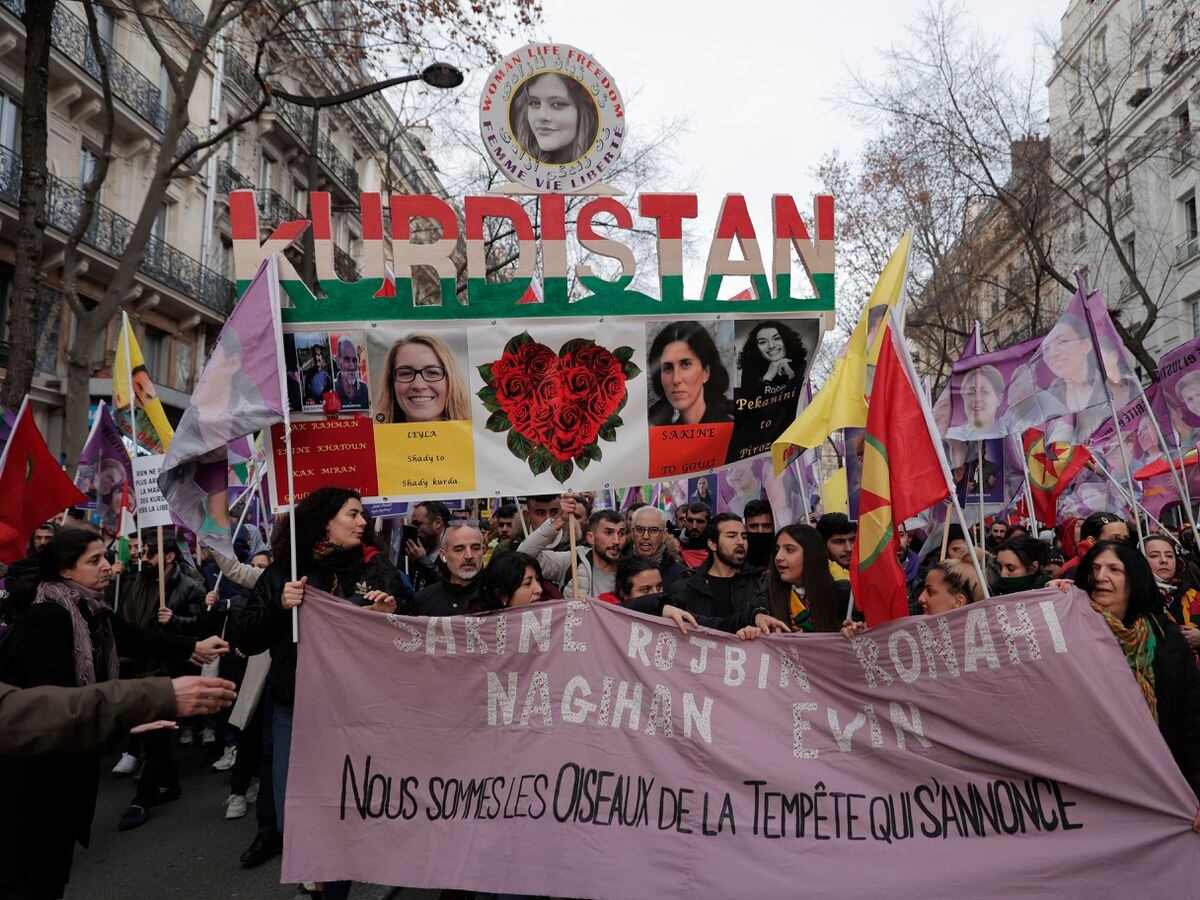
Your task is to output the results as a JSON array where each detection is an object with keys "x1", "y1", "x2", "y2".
[{"x1": 373, "y1": 421, "x2": 476, "y2": 495}]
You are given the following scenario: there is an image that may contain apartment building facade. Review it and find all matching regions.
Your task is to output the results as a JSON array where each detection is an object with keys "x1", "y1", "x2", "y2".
[{"x1": 0, "y1": 0, "x2": 446, "y2": 454}]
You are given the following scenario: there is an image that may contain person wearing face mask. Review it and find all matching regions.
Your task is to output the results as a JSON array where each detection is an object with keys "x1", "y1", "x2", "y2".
[
  {"x1": 895, "y1": 521, "x2": 920, "y2": 587},
  {"x1": 413, "y1": 521, "x2": 486, "y2": 616},
  {"x1": 742, "y1": 499, "x2": 776, "y2": 570},
  {"x1": 993, "y1": 535, "x2": 1051, "y2": 595},
  {"x1": 1143, "y1": 535, "x2": 1200, "y2": 653},
  {"x1": 1069, "y1": 541, "x2": 1200, "y2": 801}
]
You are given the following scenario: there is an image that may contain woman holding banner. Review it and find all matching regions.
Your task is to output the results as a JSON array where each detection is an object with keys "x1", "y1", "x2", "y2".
[
  {"x1": 236, "y1": 489, "x2": 413, "y2": 847},
  {"x1": 474, "y1": 551, "x2": 545, "y2": 611},
  {"x1": 757, "y1": 523, "x2": 843, "y2": 633},
  {"x1": 1073, "y1": 541, "x2": 1200, "y2": 799},
  {"x1": 0, "y1": 530, "x2": 227, "y2": 900},
  {"x1": 993, "y1": 536, "x2": 1050, "y2": 595},
  {"x1": 373, "y1": 333, "x2": 471, "y2": 424},
  {"x1": 1144, "y1": 535, "x2": 1200, "y2": 647}
]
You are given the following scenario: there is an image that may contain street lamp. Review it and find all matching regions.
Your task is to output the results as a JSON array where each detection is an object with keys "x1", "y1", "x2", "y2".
[{"x1": 269, "y1": 63, "x2": 464, "y2": 286}]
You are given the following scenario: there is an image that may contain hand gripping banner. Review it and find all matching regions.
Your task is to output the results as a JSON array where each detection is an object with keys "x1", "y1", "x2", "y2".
[{"x1": 282, "y1": 588, "x2": 1200, "y2": 896}]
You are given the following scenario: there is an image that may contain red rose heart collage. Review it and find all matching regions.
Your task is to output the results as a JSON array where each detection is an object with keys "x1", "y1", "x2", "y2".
[{"x1": 478, "y1": 332, "x2": 641, "y2": 483}]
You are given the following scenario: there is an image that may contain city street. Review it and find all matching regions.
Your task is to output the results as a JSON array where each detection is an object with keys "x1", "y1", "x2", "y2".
[{"x1": 68, "y1": 747, "x2": 292, "y2": 899}]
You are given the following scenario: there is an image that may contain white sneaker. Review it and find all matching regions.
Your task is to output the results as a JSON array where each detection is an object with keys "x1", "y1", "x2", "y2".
[
  {"x1": 246, "y1": 777, "x2": 259, "y2": 804},
  {"x1": 111, "y1": 752, "x2": 138, "y2": 776},
  {"x1": 178, "y1": 727, "x2": 194, "y2": 746},
  {"x1": 200, "y1": 726, "x2": 217, "y2": 746},
  {"x1": 224, "y1": 794, "x2": 248, "y2": 819},
  {"x1": 211, "y1": 746, "x2": 237, "y2": 771}
]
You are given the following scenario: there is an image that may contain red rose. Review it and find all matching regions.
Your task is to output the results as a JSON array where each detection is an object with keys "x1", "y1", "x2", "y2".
[
  {"x1": 598, "y1": 370, "x2": 625, "y2": 407},
  {"x1": 490, "y1": 352, "x2": 516, "y2": 384},
  {"x1": 534, "y1": 376, "x2": 561, "y2": 409},
  {"x1": 495, "y1": 374, "x2": 534, "y2": 410},
  {"x1": 548, "y1": 403, "x2": 592, "y2": 461},
  {"x1": 583, "y1": 390, "x2": 616, "y2": 426},
  {"x1": 516, "y1": 343, "x2": 558, "y2": 381},
  {"x1": 560, "y1": 365, "x2": 599, "y2": 402},
  {"x1": 570, "y1": 343, "x2": 621, "y2": 377}
]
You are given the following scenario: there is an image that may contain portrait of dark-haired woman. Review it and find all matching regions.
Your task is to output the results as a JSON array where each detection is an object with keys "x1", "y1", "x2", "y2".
[
  {"x1": 737, "y1": 320, "x2": 807, "y2": 391},
  {"x1": 647, "y1": 322, "x2": 733, "y2": 427}
]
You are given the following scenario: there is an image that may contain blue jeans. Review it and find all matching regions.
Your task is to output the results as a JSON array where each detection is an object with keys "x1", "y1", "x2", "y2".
[{"x1": 271, "y1": 702, "x2": 293, "y2": 832}]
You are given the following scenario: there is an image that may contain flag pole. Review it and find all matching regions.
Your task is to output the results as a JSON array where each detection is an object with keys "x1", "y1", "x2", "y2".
[
  {"x1": 1089, "y1": 453, "x2": 1176, "y2": 540},
  {"x1": 265, "y1": 256, "x2": 299, "y2": 642},
  {"x1": 1133, "y1": 379, "x2": 1200, "y2": 548},
  {"x1": 792, "y1": 456, "x2": 812, "y2": 523},
  {"x1": 976, "y1": 440, "x2": 986, "y2": 553},
  {"x1": 1016, "y1": 438, "x2": 1039, "y2": 532},
  {"x1": 121, "y1": 312, "x2": 144, "y2": 571},
  {"x1": 890, "y1": 314, "x2": 991, "y2": 598},
  {"x1": 1078, "y1": 283, "x2": 1144, "y2": 544}
]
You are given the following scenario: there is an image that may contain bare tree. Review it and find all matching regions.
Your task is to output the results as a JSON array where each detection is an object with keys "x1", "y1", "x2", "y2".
[
  {"x1": 837, "y1": 0, "x2": 1200, "y2": 374},
  {"x1": 0, "y1": 0, "x2": 540, "y2": 467}
]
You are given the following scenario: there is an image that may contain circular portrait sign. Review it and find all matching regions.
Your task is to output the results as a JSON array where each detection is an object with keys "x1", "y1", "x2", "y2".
[{"x1": 479, "y1": 42, "x2": 625, "y2": 193}]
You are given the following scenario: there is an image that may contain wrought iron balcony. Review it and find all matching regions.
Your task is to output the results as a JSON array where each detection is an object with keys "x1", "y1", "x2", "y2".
[
  {"x1": 334, "y1": 245, "x2": 359, "y2": 282},
  {"x1": 217, "y1": 160, "x2": 254, "y2": 194},
  {"x1": 0, "y1": 0, "x2": 201, "y2": 153},
  {"x1": 222, "y1": 48, "x2": 262, "y2": 102},
  {"x1": 255, "y1": 188, "x2": 303, "y2": 225},
  {"x1": 0, "y1": 144, "x2": 234, "y2": 314}
]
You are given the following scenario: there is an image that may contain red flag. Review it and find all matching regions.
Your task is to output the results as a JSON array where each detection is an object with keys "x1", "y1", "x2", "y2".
[
  {"x1": 1022, "y1": 429, "x2": 1091, "y2": 527},
  {"x1": 0, "y1": 399, "x2": 87, "y2": 563},
  {"x1": 851, "y1": 323, "x2": 951, "y2": 626}
]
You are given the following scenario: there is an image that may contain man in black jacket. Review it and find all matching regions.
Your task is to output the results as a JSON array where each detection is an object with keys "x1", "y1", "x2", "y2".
[
  {"x1": 669, "y1": 514, "x2": 762, "y2": 620},
  {"x1": 413, "y1": 521, "x2": 484, "y2": 615}
]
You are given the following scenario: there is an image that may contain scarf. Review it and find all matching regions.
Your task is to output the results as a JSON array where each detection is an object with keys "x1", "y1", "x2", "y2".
[
  {"x1": 788, "y1": 587, "x2": 814, "y2": 633},
  {"x1": 1091, "y1": 600, "x2": 1157, "y2": 722},
  {"x1": 35, "y1": 579, "x2": 119, "y2": 687},
  {"x1": 310, "y1": 541, "x2": 378, "y2": 596},
  {"x1": 996, "y1": 572, "x2": 1049, "y2": 595}
]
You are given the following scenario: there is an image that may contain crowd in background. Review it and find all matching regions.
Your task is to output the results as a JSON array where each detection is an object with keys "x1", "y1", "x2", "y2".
[{"x1": 1, "y1": 489, "x2": 1199, "y2": 899}]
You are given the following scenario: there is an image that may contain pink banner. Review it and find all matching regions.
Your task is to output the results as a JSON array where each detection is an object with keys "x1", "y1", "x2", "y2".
[{"x1": 283, "y1": 588, "x2": 1200, "y2": 895}]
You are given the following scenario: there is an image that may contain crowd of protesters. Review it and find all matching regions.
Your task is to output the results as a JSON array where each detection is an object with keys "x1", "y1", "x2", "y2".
[{"x1": 1, "y1": 490, "x2": 1199, "y2": 898}]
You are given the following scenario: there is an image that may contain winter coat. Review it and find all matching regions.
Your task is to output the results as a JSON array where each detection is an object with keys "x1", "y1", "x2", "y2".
[
  {"x1": 0, "y1": 676, "x2": 174, "y2": 756},
  {"x1": 517, "y1": 519, "x2": 604, "y2": 598},
  {"x1": 1149, "y1": 612, "x2": 1200, "y2": 800},
  {"x1": 413, "y1": 573, "x2": 484, "y2": 617},
  {"x1": 235, "y1": 546, "x2": 413, "y2": 707},
  {"x1": 0, "y1": 600, "x2": 194, "y2": 897},
  {"x1": 668, "y1": 563, "x2": 763, "y2": 621}
]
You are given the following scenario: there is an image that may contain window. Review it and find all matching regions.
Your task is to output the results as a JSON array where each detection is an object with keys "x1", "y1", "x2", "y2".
[
  {"x1": 1143, "y1": 61, "x2": 1153, "y2": 90},
  {"x1": 0, "y1": 89, "x2": 20, "y2": 153},
  {"x1": 1141, "y1": 0, "x2": 1150, "y2": 22},
  {"x1": 224, "y1": 134, "x2": 238, "y2": 165},
  {"x1": 1123, "y1": 234, "x2": 1137, "y2": 273},
  {"x1": 1093, "y1": 29, "x2": 1108, "y2": 69},
  {"x1": 142, "y1": 326, "x2": 170, "y2": 385},
  {"x1": 1186, "y1": 194, "x2": 1198, "y2": 241},
  {"x1": 1194, "y1": 300, "x2": 1200, "y2": 337},
  {"x1": 150, "y1": 201, "x2": 169, "y2": 244},
  {"x1": 0, "y1": 262, "x2": 12, "y2": 344},
  {"x1": 78, "y1": 145, "x2": 101, "y2": 201},
  {"x1": 259, "y1": 154, "x2": 275, "y2": 191},
  {"x1": 1180, "y1": 105, "x2": 1192, "y2": 134},
  {"x1": 95, "y1": 7, "x2": 115, "y2": 48},
  {"x1": 157, "y1": 63, "x2": 172, "y2": 111},
  {"x1": 290, "y1": 178, "x2": 306, "y2": 215}
]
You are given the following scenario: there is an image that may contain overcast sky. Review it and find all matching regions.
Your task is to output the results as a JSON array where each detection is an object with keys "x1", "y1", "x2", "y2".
[{"x1": 544, "y1": 0, "x2": 1057, "y2": 243}]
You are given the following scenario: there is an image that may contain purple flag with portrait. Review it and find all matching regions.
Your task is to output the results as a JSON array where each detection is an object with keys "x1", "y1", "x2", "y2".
[
  {"x1": 159, "y1": 257, "x2": 285, "y2": 550},
  {"x1": 1003, "y1": 271, "x2": 1140, "y2": 444},
  {"x1": 74, "y1": 399, "x2": 135, "y2": 533},
  {"x1": 1152, "y1": 336, "x2": 1200, "y2": 453},
  {"x1": 942, "y1": 336, "x2": 1041, "y2": 442}
]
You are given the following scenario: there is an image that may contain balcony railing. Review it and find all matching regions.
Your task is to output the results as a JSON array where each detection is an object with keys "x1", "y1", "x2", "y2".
[
  {"x1": 0, "y1": 0, "x2": 201, "y2": 153},
  {"x1": 1115, "y1": 189, "x2": 1133, "y2": 216},
  {"x1": 334, "y1": 245, "x2": 359, "y2": 282},
  {"x1": 0, "y1": 144, "x2": 233, "y2": 314},
  {"x1": 217, "y1": 160, "x2": 254, "y2": 194},
  {"x1": 1171, "y1": 133, "x2": 1195, "y2": 171},
  {"x1": 256, "y1": 188, "x2": 303, "y2": 225},
  {"x1": 1176, "y1": 235, "x2": 1199, "y2": 264}
]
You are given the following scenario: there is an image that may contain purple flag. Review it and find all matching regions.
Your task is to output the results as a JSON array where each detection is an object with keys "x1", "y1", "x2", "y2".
[
  {"x1": 281, "y1": 588, "x2": 1200, "y2": 894},
  {"x1": 942, "y1": 336, "x2": 1041, "y2": 442},
  {"x1": 74, "y1": 400, "x2": 135, "y2": 533},
  {"x1": 1004, "y1": 271, "x2": 1139, "y2": 444},
  {"x1": 1153, "y1": 336, "x2": 1200, "y2": 453},
  {"x1": 159, "y1": 257, "x2": 285, "y2": 549}
]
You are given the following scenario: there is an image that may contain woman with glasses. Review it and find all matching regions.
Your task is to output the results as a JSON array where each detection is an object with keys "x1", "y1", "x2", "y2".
[{"x1": 373, "y1": 333, "x2": 470, "y2": 424}]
